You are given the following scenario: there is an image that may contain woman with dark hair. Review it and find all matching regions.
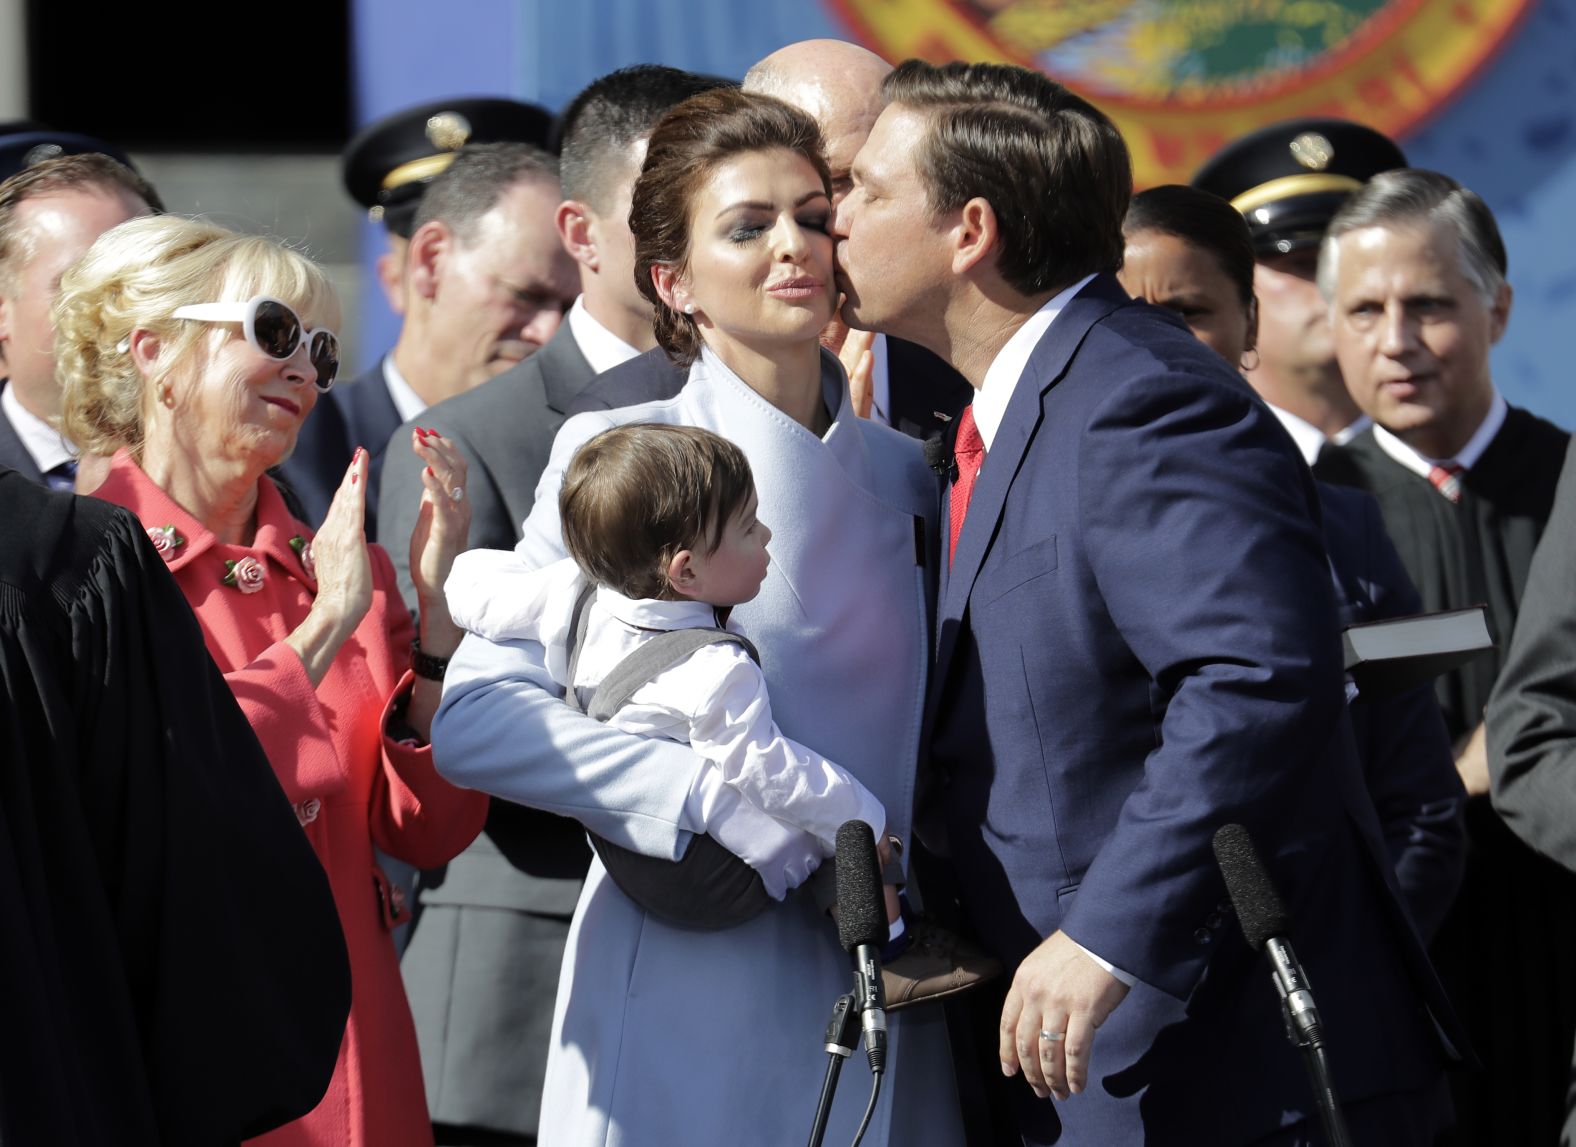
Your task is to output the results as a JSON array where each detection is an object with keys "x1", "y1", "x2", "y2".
[
  {"x1": 434, "y1": 87, "x2": 965, "y2": 1145},
  {"x1": 1119, "y1": 184, "x2": 1466, "y2": 946}
]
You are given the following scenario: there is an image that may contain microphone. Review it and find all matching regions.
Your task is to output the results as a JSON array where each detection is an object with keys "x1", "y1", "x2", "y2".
[
  {"x1": 922, "y1": 433, "x2": 956, "y2": 481},
  {"x1": 1211, "y1": 824, "x2": 1326, "y2": 1050},
  {"x1": 835, "y1": 820, "x2": 890, "y2": 1074}
]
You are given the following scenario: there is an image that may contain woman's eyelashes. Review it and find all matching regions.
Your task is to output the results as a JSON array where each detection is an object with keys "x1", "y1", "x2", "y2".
[{"x1": 724, "y1": 211, "x2": 831, "y2": 244}]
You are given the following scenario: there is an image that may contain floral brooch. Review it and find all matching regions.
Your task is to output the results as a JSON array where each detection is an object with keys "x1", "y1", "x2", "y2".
[
  {"x1": 289, "y1": 534, "x2": 317, "y2": 579},
  {"x1": 147, "y1": 524, "x2": 184, "y2": 560},
  {"x1": 222, "y1": 556, "x2": 266, "y2": 594}
]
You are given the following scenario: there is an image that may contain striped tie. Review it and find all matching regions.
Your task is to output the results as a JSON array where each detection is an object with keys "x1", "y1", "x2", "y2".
[{"x1": 1428, "y1": 461, "x2": 1465, "y2": 504}]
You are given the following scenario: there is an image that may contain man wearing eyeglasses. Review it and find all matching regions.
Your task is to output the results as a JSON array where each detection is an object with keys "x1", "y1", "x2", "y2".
[{"x1": 0, "y1": 144, "x2": 159, "y2": 491}]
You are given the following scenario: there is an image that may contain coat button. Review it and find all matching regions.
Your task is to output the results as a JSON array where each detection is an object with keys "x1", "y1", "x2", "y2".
[
  {"x1": 1194, "y1": 928, "x2": 1211, "y2": 944},
  {"x1": 1206, "y1": 912, "x2": 1223, "y2": 929}
]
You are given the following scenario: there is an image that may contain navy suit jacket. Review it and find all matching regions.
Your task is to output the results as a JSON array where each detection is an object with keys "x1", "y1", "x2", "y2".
[
  {"x1": 275, "y1": 362, "x2": 402, "y2": 534},
  {"x1": 926, "y1": 276, "x2": 1460, "y2": 1144}
]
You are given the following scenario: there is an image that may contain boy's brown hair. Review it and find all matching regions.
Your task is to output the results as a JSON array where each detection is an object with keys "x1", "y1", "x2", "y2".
[{"x1": 560, "y1": 423, "x2": 755, "y2": 600}]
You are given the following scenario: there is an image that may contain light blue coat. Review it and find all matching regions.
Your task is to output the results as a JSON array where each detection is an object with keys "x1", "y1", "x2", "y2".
[{"x1": 433, "y1": 349, "x2": 963, "y2": 1146}]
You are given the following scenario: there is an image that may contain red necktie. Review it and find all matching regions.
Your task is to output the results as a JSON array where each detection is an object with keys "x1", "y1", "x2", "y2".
[
  {"x1": 948, "y1": 404, "x2": 986, "y2": 565},
  {"x1": 1428, "y1": 461, "x2": 1465, "y2": 504}
]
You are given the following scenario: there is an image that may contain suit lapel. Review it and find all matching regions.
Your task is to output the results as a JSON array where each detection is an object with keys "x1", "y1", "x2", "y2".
[
  {"x1": 535, "y1": 324, "x2": 596, "y2": 413},
  {"x1": 930, "y1": 276, "x2": 1128, "y2": 700}
]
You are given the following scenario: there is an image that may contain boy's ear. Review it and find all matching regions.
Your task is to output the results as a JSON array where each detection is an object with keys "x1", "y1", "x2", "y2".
[{"x1": 665, "y1": 548, "x2": 704, "y2": 600}]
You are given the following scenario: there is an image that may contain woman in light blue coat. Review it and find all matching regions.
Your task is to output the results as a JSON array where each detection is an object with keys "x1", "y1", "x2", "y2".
[{"x1": 433, "y1": 88, "x2": 962, "y2": 1146}]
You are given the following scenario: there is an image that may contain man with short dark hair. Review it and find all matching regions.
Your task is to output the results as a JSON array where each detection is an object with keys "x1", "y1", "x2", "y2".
[
  {"x1": 0, "y1": 149, "x2": 159, "y2": 488},
  {"x1": 1317, "y1": 167, "x2": 1574, "y2": 1147},
  {"x1": 379, "y1": 66, "x2": 721, "y2": 1147},
  {"x1": 281, "y1": 140, "x2": 575, "y2": 534},
  {"x1": 834, "y1": 60, "x2": 1461, "y2": 1144}
]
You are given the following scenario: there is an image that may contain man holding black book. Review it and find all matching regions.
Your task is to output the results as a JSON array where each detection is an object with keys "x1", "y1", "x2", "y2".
[{"x1": 1316, "y1": 169, "x2": 1575, "y2": 1147}]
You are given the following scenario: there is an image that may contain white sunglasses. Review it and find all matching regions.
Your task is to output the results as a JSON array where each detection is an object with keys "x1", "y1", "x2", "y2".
[{"x1": 172, "y1": 295, "x2": 339, "y2": 392}]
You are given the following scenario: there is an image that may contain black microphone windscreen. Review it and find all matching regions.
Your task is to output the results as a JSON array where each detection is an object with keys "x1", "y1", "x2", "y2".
[
  {"x1": 1212, "y1": 823, "x2": 1291, "y2": 951},
  {"x1": 834, "y1": 820, "x2": 889, "y2": 954},
  {"x1": 922, "y1": 434, "x2": 951, "y2": 477}
]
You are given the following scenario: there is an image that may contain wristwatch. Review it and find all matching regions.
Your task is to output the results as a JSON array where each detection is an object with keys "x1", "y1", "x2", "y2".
[{"x1": 411, "y1": 637, "x2": 450, "y2": 682}]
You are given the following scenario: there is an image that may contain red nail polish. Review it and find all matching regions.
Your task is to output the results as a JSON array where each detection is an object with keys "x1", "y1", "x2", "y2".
[
  {"x1": 415, "y1": 428, "x2": 428, "y2": 439},
  {"x1": 426, "y1": 466, "x2": 434, "y2": 476},
  {"x1": 428, "y1": 429, "x2": 442, "y2": 439},
  {"x1": 351, "y1": 473, "x2": 359, "y2": 485}
]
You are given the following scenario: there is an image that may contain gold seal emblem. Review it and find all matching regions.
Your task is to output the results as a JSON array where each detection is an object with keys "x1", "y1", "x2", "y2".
[
  {"x1": 830, "y1": 0, "x2": 1535, "y2": 185},
  {"x1": 1290, "y1": 132, "x2": 1334, "y2": 171},
  {"x1": 425, "y1": 112, "x2": 473, "y2": 153}
]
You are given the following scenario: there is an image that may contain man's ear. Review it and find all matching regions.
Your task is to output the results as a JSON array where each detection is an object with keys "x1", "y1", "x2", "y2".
[
  {"x1": 1489, "y1": 281, "x2": 1513, "y2": 344},
  {"x1": 405, "y1": 220, "x2": 451, "y2": 303},
  {"x1": 557, "y1": 200, "x2": 598, "y2": 272},
  {"x1": 0, "y1": 291, "x2": 11, "y2": 361},
  {"x1": 664, "y1": 548, "x2": 704, "y2": 600},
  {"x1": 950, "y1": 197, "x2": 1000, "y2": 277}
]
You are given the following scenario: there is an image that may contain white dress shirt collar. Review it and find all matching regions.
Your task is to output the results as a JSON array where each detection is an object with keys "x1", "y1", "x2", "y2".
[
  {"x1": 1, "y1": 383, "x2": 74, "y2": 473},
  {"x1": 1372, "y1": 390, "x2": 1507, "y2": 478},
  {"x1": 567, "y1": 295, "x2": 643, "y2": 376},
  {"x1": 1266, "y1": 406, "x2": 1372, "y2": 467},
  {"x1": 971, "y1": 274, "x2": 1096, "y2": 450},
  {"x1": 595, "y1": 584, "x2": 724, "y2": 634},
  {"x1": 381, "y1": 354, "x2": 427, "y2": 424}
]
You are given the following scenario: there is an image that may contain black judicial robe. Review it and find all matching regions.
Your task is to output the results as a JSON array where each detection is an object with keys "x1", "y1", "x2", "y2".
[
  {"x1": 0, "y1": 469, "x2": 350, "y2": 1145},
  {"x1": 1318, "y1": 407, "x2": 1574, "y2": 1147}
]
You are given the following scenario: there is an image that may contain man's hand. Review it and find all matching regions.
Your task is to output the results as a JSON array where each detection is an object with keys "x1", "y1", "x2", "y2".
[
  {"x1": 1455, "y1": 722, "x2": 1490, "y2": 797},
  {"x1": 999, "y1": 930, "x2": 1129, "y2": 1101}
]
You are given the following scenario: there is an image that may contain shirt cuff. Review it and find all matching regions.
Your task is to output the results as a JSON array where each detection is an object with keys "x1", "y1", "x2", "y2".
[
  {"x1": 682, "y1": 760, "x2": 725, "y2": 832},
  {"x1": 1072, "y1": 940, "x2": 1137, "y2": 987}
]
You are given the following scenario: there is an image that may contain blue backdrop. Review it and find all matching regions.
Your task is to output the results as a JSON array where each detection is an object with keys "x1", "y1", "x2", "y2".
[{"x1": 351, "y1": 0, "x2": 1576, "y2": 428}]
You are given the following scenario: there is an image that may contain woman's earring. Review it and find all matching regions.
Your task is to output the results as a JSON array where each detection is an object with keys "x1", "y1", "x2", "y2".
[
  {"x1": 158, "y1": 382, "x2": 175, "y2": 408},
  {"x1": 683, "y1": 302, "x2": 696, "y2": 315},
  {"x1": 1240, "y1": 348, "x2": 1260, "y2": 372}
]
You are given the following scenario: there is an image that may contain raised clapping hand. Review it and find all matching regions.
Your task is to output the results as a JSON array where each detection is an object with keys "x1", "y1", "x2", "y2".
[
  {"x1": 286, "y1": 447, "x2": 374, "y2": 686},
  {"x1": 999, "y1": 930, "x2": 1130, "y2": 1102},
  {"x1": 407, "y1": 427, "x2": 472, "y2": 616}
]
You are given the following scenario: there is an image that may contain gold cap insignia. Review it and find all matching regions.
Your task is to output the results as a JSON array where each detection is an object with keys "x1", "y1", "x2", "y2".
[
  {"x1": 1289, "y1": 132, "x2": 1334, "y2": 171},
  {"x1": 426, "y1": 112, "x2": 473, "y2": 153}
]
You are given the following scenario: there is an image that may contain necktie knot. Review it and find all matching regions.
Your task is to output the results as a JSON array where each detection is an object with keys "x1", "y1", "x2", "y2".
[
  {"x1": 1428, "y1": 461, "x2": 1465, "y2": 504},
  {"x1": 44, "y1": 459, "x2": 78, "y2": 493}
]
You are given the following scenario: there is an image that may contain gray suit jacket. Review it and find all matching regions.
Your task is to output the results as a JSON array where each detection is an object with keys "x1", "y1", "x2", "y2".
[{"x1": 379, "y1": 323, "x2": 681, "y2": 1136}]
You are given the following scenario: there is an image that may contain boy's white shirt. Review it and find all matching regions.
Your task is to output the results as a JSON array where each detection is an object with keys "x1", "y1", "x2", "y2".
[{"x1": 445, "y1": 551, "x2": 888, "y2": 899}]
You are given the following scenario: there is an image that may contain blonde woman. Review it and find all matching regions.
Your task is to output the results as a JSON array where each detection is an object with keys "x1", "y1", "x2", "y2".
[{"x1": 56, "y1": 214, "x2": 488, "y2": 1147}]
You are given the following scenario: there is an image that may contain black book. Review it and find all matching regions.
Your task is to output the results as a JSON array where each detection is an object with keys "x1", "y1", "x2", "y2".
[{"x1": 1343, "y1": 605, "x2": 1493, "y2": 699}]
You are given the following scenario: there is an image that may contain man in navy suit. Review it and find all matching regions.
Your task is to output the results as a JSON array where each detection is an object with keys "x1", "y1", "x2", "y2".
[{"x1": 833, "y1": 60, "x2": 1461, "y2": 1144}]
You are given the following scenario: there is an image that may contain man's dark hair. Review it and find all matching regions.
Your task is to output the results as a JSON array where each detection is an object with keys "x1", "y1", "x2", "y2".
[
  {"x1": 881, "y1": 60, "x2": 1131, "y2": 296},
  {"x1": 557, "y1": 66, "x2": 738, "y2": 213},
  {"x1": 1125, "y1": 184, "x2": 1257, "y2": 308},
  {"x1": 560, "y1": 423, "x2": 756, "y2": 601},
  {"x1": 410, "y1": 141, "x2": 559, "y2": 244},
  {"x1": 0, "y1": 153, "x2": 162, "y2": 279}
]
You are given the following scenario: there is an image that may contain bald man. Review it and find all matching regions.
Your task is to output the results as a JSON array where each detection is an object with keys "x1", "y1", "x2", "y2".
[{"x1": 745, "y1": 40, "x2": 970, "y2": 439}]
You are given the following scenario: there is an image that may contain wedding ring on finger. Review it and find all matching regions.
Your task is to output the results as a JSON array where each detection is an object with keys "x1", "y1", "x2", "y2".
[
  {"x1": 450, "y1": 486, "x2": 464, "y2": 503},
  {"x1": 1039, "y1": 1030, "x2": 1064, "y2": 1042}
]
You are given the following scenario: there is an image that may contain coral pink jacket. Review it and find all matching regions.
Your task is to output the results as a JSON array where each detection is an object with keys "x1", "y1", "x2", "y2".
[{"x1": 95, "y1": 451, "x2": 488, "y2": 1147}]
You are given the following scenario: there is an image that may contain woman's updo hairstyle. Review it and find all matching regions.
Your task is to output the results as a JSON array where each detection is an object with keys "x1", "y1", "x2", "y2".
[
  {"x1": 56, "y1": 214, "x2": 339, "y2": 458},
  {"x1": 631, "y1": 87, "x2": 831, "y2": 364}
]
